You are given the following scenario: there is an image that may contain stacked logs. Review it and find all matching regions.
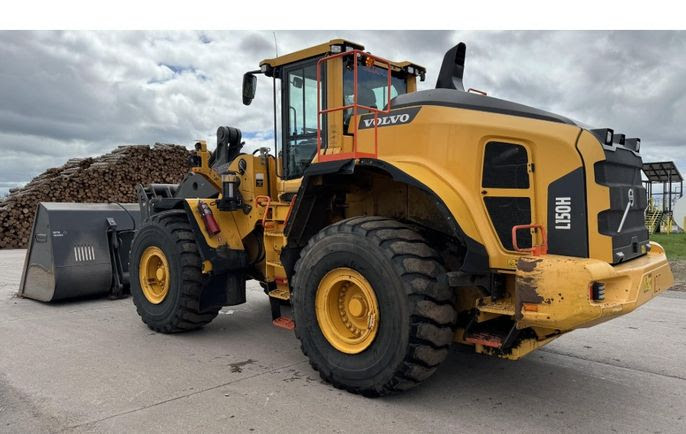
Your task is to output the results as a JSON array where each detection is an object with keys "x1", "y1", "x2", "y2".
[{"x1": 0, "y1": 144, "x2": 192, "y2": 249}]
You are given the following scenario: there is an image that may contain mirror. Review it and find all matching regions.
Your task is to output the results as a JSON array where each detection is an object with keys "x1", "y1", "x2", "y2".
[
  {"x1": 291, "y1": 76, "x2": 304, "y2": 89},
  {"x1": 242, "y1": 73, "x2": 257, "y2": 105}
]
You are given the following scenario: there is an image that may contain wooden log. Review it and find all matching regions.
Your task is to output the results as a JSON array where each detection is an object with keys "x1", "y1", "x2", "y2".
[{"x1": 0, "y1": 144, "x2": 192, "y2": 248}]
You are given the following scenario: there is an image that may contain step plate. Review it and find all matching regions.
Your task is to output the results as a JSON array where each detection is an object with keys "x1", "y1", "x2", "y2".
[
  {"x1": 268, "y1": 287, "x2": 290, "y2": 301},
  {"x1": 272, "y1": 316, "x2": 295, "y2": 330},
  {"x1": 465, "y1": 332, "x2": 503, "y2": 348}
]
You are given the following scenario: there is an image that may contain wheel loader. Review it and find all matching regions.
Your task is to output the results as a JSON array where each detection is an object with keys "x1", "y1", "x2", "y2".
[{"x1": 20, "y1": 39, "x2": 674, "y2": 396}]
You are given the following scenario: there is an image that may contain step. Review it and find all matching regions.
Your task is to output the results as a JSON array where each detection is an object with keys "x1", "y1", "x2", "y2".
[
  {"x1": 464, "y1": 332, "x2": 503, "y2": 348},
  {"x1": 268, "y1": 287, "x2": 290, "y2": 301},
  {"x1": 477, "y1": 301, "x2": 515, "y2": 316},
  {"x1": 266, "y1": 261, "x2": 285, "y2": 269},
  {"x1": 272, "y1": 316, "x2": 295, "y2": 330}
]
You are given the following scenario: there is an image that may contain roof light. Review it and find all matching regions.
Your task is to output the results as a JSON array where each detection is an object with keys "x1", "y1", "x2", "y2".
[
  {"x1": 625, "y1": 138, "x2": 641, "y2": 153},
  {"x1": 590, "y1": 128, "x2": 614, "y2": 146},
  {"x1": 330, "y1": 44, "x2": 342, "y2": 54},
  {"x1": 260, "y1": 64, "x2": 268, "y2": 73},
  {"x1": 613, "y1": 133, "x2": 626, "y2": 146},
  {"x1": 407, "y1": 66, "x2": 415, "y2": 75}
]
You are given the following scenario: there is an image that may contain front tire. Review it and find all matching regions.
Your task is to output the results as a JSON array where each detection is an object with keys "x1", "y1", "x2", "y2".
[
  {"x1": 129, "y1": 212, "x2": 219, "y2": 333},
  {"x1": 292, "y1": 217, "x2": 457, "y2": 396}
]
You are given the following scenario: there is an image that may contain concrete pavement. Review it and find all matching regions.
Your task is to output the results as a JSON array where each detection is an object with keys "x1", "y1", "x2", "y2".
[{"x1": 1, "y1": 249, "x2": 685, "y2": 433}]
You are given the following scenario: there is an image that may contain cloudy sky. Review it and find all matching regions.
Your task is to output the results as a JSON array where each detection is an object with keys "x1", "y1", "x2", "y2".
[{"x1": 0, "y1": 30, "x2": 684, "y2": 196}]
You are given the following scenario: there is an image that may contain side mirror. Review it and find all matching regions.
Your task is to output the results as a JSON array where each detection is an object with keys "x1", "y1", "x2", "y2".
[{"x1": 242, "y1": 73, "x2": 257, "y2": 105}]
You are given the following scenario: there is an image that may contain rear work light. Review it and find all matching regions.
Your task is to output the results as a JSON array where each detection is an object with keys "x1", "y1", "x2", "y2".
[
  {"x1": 591, "y1": 128, "x2": 614, "y2": 146},
  {"x1": 625, "y1": 138, "x2": 641, "y2": 153}
]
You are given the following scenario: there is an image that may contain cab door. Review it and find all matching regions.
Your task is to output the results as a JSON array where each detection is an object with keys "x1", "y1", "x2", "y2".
[
  {"x1": 281, "y1": 59, "x2": 325, "y2": 180},
  {"x1": 480, "y1": 141, "x2": 537, "y2": 257}
]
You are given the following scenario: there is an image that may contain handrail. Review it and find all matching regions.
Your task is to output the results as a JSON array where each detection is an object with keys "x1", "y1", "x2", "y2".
[
  {"x1": 255, "y1": 195, "x2": 272, "y2": 226},
  {"x1": 512, "y1": 224, "x2": 548, "y2": 256},
  {"x1": 316, "y1": 49, "x2": 393, "y2": 162}
]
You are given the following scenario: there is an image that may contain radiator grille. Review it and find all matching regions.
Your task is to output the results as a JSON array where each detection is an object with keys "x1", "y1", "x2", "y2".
[{"x1": 594, "y1": 147, "x2": 649, "y2": 263}]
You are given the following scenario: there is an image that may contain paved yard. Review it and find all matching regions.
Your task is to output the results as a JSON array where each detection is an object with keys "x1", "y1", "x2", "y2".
[{"x1": 1, "y1": 249, "x2": 685, "y2": 433}]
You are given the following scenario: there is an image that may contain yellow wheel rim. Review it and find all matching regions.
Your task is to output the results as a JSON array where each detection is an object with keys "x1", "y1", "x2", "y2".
[
  {"x1": 139, "y1": 246, "x2": 170, "y2": 304},
  {"x1": 315, "y1": 267, "x2": 379, "y2": 354}
]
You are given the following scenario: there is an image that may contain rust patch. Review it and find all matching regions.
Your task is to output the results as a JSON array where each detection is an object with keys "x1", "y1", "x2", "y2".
[
  {"x1": 518, "y1": 280, "x2": 544, "y2": 304},
  {"x1": 517, "y1": 257, "x2": 542, "y2": 272},
  {"x1": 515, "y1": 275, "x2": 544, "y2": 321}
]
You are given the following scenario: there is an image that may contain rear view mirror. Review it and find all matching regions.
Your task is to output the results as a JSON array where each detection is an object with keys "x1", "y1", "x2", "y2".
[{"x1": 242, "y1": 73, "x2": 257, "y2": 105}]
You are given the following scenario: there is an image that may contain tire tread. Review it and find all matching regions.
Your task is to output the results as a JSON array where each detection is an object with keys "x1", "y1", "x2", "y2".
[
  {"x1": 292, "y1": 216, "x2": 457, "y2": 396},
  {"x1": 132, "y1": 213, "x2": 219, "y2": 333}
]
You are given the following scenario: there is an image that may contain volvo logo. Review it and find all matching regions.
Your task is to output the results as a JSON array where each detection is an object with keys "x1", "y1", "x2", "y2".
[
  {"x1": 362, "y1": 113, "x2": 410, "y2": 128},
  {"x1": 358, "y1": 107, "x2": 421, "y2": 129}
]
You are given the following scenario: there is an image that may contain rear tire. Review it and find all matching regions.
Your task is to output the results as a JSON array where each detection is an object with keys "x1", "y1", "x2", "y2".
[
  {"x1": 292, "y1": 217, "x2": 457, "y2": 396},
  {"x1": 129, "y1": 212, "x2": 219, "y2": 333}
]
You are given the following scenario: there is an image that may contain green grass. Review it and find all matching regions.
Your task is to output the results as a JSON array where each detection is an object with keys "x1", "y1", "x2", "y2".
[{"x1": 651, "y1": 233, "x2": 686, "y2": 259}]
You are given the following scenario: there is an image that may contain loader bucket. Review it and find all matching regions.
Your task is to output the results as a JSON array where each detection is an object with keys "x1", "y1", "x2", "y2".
[{"x1": 19, "y1": 203, "x2": 141, "y2": 302}]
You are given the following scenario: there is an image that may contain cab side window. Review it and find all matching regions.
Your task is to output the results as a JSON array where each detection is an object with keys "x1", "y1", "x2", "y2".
[
  {"x1": 342, "y1": 64, "x2": 407, "y2": 134},
  {"x1": 283, "y1": 63, "x2": 322, "y2": 179}
]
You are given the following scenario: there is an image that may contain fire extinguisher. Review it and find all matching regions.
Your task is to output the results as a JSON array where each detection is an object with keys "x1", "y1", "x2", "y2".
[{"x1": 198, "y1": 201, "x2": 221, "y2": 236}]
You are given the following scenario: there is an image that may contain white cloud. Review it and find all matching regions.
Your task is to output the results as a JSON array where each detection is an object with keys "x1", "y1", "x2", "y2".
[{"x1": 0, "y1": 30, "x2": 685, "y2": 191}]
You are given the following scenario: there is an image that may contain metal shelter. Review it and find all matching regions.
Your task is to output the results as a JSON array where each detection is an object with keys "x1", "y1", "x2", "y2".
[{"x1": 642, "y1": 161, "x2": 683, "y2": 233}]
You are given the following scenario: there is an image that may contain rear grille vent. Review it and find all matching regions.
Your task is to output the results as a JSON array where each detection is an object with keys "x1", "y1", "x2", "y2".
[
  {"x1": 74, "y1": 245, "x2": 96, "y2": 262},
  {"x1": 594, "y1": 147, "x2": 649, "y2": 263}
]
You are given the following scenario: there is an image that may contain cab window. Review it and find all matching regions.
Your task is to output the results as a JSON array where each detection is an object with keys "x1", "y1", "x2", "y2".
[
  {"x1": 283, "y1": 62, "x2": 323, "y2": 179},
  {"x1": 343, "y1": 64, "x2": 407, "y2": 133}
]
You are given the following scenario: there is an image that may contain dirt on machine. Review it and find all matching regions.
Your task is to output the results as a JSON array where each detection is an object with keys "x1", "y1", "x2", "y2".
[{"x1": 20, "y1": 39, "x2": 674, "y2": 396}]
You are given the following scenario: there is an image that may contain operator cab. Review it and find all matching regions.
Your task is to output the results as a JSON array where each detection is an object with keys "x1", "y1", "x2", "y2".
[{"x1": 243, "y1": 39, "x2": 425, "y2": 182}]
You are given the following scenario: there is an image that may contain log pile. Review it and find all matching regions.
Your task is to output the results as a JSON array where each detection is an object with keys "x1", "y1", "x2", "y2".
[{"x1": 0, "y1": 144, "x2": 192, "y2": 249}]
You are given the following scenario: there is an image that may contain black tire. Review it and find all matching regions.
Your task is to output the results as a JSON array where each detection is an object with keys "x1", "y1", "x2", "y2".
[
  {"x1": 129, "y1": 212, "x2": 219, "y2": 333},
  {"x1": 292, "y1": 216, "x2": 457, "y2": 396}
]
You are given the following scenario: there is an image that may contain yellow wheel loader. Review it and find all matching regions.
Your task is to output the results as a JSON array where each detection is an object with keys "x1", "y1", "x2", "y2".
[{"x1": 22, "y1": 39, "x2": 674, "y2": 396}]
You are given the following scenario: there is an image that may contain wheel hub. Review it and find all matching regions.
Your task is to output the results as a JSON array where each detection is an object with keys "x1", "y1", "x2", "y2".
[
  {"x1": 315, "y1": 267, "x2": 379, "y2": 354},
  {"x1": 139, "y1": 246, "x2": 170, "y2": 304}
]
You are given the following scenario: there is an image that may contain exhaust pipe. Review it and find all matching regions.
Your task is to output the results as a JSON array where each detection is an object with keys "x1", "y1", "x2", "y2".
[{"x1": 436, "y1": 42, "x2": 466, "y2": 91}]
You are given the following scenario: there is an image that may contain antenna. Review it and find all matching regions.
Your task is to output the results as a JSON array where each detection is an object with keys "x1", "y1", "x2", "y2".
[{"x1": 273, "y1": 32, "x2": 279, "y2": 57}]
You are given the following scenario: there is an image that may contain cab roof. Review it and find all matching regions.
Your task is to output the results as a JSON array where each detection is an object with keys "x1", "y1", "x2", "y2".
[{"x1": 259, "y1": 39, "x2": 425, "y2": 75}]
